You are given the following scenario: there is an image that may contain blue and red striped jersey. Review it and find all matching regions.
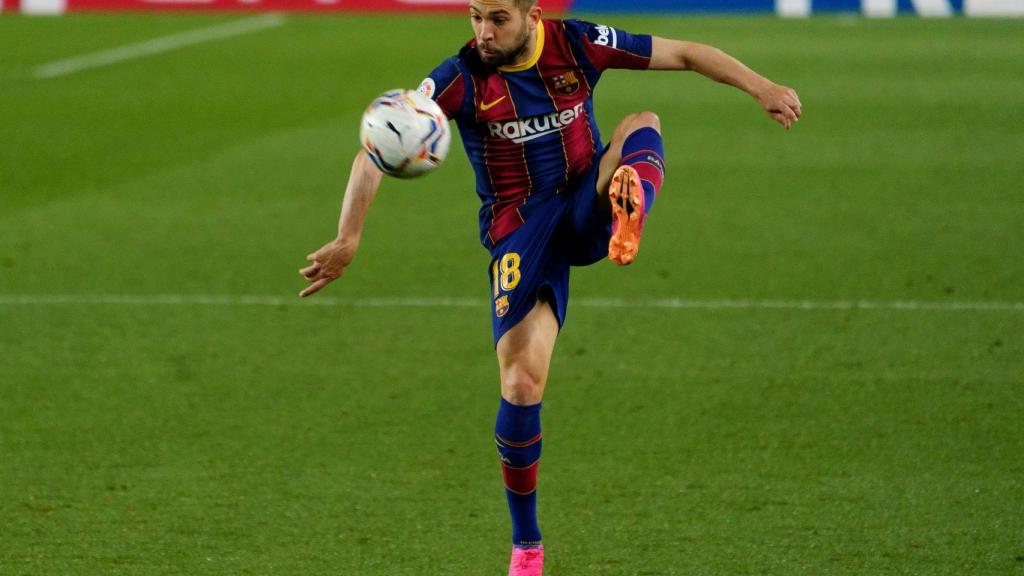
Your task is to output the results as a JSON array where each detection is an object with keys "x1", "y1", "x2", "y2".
[{"x1": 418, "y1": 19, "x2": 652, "y2": 247}]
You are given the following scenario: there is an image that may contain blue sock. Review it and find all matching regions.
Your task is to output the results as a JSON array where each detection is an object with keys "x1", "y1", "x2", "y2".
[
  {"x1": 494, "y1": 398, "x2": 542, "y2": 548},
  {"x1": 619, "y1": 127, "x2": 666, "y2": 215}
]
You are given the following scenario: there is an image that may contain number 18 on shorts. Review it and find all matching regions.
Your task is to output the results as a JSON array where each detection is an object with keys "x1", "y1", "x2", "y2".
[{"x1": 492, "y1": 252, "x2": 522, "y2": 319}]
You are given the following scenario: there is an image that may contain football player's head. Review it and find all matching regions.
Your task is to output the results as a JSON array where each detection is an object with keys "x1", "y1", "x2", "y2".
[{"x1": 469, "y1": 0, "x2": 541, "y2": 68}]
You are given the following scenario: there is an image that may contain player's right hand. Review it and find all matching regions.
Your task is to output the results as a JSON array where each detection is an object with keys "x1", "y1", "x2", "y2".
[
  {"x1": 299, "y1": 239, "x2": 356, "y2": 297},
  {"x1": 755, "y1": 83, "x2": 802, "y2": 130}
]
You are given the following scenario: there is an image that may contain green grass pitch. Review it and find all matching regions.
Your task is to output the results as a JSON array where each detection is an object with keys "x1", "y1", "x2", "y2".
[{"x1": 1, "y1": 12, "x2": 1022, "y2": 575}]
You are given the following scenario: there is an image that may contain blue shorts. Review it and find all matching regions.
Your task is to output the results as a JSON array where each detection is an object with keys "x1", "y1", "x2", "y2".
[{"x1": 488, "y1": 154, "x2": 611, "y2": 346}]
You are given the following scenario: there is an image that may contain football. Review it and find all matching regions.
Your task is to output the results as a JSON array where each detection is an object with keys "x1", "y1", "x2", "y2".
[{"x1": 359, "y1": 88, "x2": 451, "y2": 179}]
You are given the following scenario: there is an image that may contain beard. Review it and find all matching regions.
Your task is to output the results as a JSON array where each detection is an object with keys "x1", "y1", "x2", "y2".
[{"x1": 477, "y1": 23, "x2": 531, "y2": 68}]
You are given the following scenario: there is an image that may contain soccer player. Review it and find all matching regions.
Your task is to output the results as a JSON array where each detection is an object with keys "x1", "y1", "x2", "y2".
[{"x1": 299, "y1": 1, "x2": 801, "y2": 573}]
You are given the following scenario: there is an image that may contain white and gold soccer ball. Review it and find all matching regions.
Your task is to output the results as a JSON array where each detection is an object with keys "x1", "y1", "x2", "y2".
[{"x1": 359, "y1": 89, "x2": 451, "y2": 179}]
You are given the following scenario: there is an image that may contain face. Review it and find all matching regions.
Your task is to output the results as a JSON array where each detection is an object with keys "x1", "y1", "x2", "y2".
[{"x1": 469, "y1": 0, "x2": 536, "y2": 67}]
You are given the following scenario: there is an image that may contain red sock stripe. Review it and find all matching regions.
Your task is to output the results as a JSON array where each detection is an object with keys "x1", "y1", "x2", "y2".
[
  {"x1": 502, "y1": 461, "x2": 540, "y2": 495},
  {"x1": 496, "y1": 432, "x2": 542, "y2": 448},
  {"x1": 630, "y1": 160, "x2": 664, "y2": 193}
]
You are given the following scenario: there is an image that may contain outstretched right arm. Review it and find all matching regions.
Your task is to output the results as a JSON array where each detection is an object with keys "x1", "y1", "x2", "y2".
[{"x1": 298, "y1": 149, "x2": 383, "y2": 297}]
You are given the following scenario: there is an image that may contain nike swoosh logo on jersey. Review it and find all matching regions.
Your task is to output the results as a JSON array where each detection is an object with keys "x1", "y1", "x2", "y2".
[{"x1": 480, "y1": 96, "x2": 507, "y2": 111}]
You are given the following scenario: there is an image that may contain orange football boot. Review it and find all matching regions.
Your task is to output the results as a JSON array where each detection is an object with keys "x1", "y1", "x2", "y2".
[{"x1": 607, "y1": 164, "x2": 646, "y2": 265}]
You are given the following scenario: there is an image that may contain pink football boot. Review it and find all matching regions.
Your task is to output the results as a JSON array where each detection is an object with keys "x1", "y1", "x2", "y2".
[{"x1": 508, "y1": 546, "x2": 544, "y2": 576}]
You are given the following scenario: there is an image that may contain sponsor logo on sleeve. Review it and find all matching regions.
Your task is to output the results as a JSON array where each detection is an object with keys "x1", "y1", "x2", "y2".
[
  {"x1": 593, "y1": 24, "x2": 617, "y2": 48},
  {"x1": 417, "y1": 78, "x2": 436, "y2": 99}
]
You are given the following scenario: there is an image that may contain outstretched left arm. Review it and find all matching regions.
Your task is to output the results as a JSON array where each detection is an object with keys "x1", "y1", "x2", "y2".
[{"x1": 649, "y1": 37, "x2": 802, "y2": 130}]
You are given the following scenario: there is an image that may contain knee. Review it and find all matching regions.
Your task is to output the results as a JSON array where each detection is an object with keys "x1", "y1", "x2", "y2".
[
  {"x1": 631, "y1": 110, "x2": 661, "y2": 133},
  {"x1": 615, "y1": 111, "x2": 661, "y2": 140},
  {"x1": 501, "y1": 368, "x2": 545, "y2": 406}
]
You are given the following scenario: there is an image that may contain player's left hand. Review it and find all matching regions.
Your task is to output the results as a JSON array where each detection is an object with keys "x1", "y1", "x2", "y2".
[{"x1": 756, "y1": 83, "x2": 802, "y2": 130}]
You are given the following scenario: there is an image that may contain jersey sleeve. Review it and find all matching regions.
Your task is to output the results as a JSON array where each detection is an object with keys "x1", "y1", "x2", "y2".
[
  {"x1": 564, "y1": 19, "x2": 652, "y2": 72},
  {"x1": 418, "y1": 56, "x2": 466, "y2": 121}
]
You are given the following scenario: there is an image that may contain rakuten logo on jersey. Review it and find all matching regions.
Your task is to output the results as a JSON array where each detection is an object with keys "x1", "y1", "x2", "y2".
[{"x1": 487, "y1": 103, "x2": 585, "y2": 144}]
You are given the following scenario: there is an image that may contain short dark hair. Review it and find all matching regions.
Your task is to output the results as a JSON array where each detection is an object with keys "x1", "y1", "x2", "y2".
[{"x1": 514, "y1": 0, "x2": 538, "y2": 12}]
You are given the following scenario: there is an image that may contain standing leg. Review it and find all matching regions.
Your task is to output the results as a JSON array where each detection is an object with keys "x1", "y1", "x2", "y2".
[
  {"x1": 597, "y1": 111, "x2": 667, "y2": 265},
  {"x1": 495, "y1": 298, "x2": 559, "y2": 576}
]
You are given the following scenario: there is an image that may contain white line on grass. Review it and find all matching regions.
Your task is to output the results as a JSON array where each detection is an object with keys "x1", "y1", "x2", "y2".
[
  {"x1": 33, "y1": 14, "x2": 286, "y2": 80},
  {"x1": 0, "y1": 294, "x2": 1022, "y2": 312}
]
